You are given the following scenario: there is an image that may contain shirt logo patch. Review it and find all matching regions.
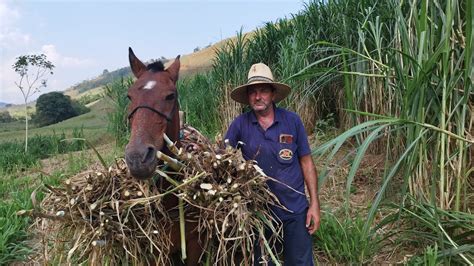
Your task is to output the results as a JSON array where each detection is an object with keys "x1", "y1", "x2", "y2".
[
  {"x1": 279, "y1": 149, "x2": 293, "y2": 160},
  {"x1": 279, "y1": 134, "x2": 293, "y2": 144}
]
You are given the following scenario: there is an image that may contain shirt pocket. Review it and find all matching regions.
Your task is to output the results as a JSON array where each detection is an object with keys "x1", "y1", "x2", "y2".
[{"x1": 277, "y1": 143, "x2": 297, "y2": 165}]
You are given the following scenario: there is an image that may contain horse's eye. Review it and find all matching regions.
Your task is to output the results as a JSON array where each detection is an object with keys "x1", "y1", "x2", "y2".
[{"x1": 165, "y1": 93, "x2": 175, "y2": 101}]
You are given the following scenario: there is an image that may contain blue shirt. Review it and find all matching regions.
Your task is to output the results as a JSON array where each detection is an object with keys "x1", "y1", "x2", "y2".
[{"x1": 225, "y1": 106, "x2": 311, "y2": 218}]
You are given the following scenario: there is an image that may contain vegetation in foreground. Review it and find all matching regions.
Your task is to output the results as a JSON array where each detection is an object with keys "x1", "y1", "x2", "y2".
[{"x1": 0, "y1": 129, "x2": 86, "y2": 173}]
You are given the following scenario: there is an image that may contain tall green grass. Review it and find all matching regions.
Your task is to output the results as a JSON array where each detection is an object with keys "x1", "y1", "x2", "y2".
[
  {"x1": 211, "y1": 30, "x2": 253, "y2": 131},
  {"x1": 178, "y1": 73, "x2": 220, "y2": 136},
  {"x1": 301, "y1": 0, "x2": 472, "y2": 263},
  {"x1": 408, "y1": 244, "x2": 440, "y2": 266},
  {"x1": 0, "y1": 169, "x2": 65, "y2": 264},
  {"x1": 103, "y1": 77, "x2": 133, "y2": 147},
  {"x1": 380, "y1": 196, "x2": 474, "y2": 264},
  {"x1": 301, "y1": 0, "x2": 471, "y2": 214},
  {"x1": 0, "y1": 183, "x2": 34, "y2": 264},
  {"x1": 0, "y1": 128, "x2": 86, "y2": 173},
  {"x1": 313, "y1": 210, "x2": 382, "y2": 264}
]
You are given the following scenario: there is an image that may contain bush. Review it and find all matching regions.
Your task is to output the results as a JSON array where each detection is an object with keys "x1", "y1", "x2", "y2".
[
  {"x1": 71, "y1": 99, "x2": 90, "y2": 115},
  {"x1": 0, "y1": 111, "x2": 15, "y2": 123},
  {"x1": 35, "y1": 92, "x2": 77, "y2": 126}
]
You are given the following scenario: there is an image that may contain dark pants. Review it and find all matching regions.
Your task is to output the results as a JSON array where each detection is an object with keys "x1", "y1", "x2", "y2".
[{"x1": 254, "y1": 210, "x2": 314, "y2": 266}]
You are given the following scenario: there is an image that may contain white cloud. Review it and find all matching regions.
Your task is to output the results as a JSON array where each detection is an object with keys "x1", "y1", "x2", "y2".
[
  {"x1": 0, "y1": 0, "x2": 20, "y2": 24},
  {"x1": 41, "y1": 44, "x2": 93, "y2": 68},
  {"x1": 0, "y1": 0, "x2": 31, "y2": 49},
  {"x1": 0, "y1": 29, "x2": 31, "y2": 47}
]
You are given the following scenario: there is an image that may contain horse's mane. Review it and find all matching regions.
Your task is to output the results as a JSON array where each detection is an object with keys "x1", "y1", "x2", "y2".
[{"x1": 147, "y1": 61, "x2": 165, "y2": 72}]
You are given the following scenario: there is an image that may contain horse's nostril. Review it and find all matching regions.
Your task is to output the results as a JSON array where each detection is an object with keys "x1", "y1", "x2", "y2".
[{"x1": 142, "y1": 146, "x2": 156, "y2": 163}]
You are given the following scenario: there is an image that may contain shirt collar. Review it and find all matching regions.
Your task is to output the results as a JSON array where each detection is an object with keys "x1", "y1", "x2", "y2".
[{"x1": 250, "y1": 103, "x2": 280, "y2": 124}]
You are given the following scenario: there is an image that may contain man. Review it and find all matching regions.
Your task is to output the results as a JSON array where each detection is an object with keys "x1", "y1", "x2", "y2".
[{"x1": 225, "y1": 63, "x2": 320, "y2": 265}]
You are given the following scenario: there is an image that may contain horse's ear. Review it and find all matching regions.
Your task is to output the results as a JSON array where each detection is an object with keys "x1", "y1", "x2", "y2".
[
  {"x1": 166, "y1": 55, "x2": 180, "y2": 82},
  {"x1": 129, "y1": 47, "x2": 146, "y2": 78}
]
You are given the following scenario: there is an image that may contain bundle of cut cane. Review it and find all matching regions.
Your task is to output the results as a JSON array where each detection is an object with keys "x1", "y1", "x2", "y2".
[
  {"x1": 31, "y1": 160, "x2": 174, "y2": 265},
  {"x1": 25, "y1": 125, "x2": 284, "y2": 265},
  {"x1": 163, "y1": 125, "x2": 285, "y2": 265}
]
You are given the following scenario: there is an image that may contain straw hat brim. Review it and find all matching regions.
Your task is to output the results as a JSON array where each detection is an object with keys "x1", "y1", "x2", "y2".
[{"x1": 230, "y1": 81, "x2": 291, "y2": 105}]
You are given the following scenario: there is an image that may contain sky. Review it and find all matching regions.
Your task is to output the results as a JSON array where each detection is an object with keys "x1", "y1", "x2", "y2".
[{"x1": 0, "y1": 0, "x2": 309, "y2": 104}]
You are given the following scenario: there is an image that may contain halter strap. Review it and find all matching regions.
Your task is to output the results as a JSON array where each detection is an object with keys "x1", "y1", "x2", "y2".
[{"x1": 127, "y1": 101, "x2": 177, "y2": 123}]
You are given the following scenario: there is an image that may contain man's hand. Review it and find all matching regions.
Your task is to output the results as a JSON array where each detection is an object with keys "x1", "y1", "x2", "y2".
[
  {"x1": 300, "y1": 154, "x2": 321, "y2": 235},
  {"x1": 305, "y1": 204, "x2": 320, "y2": 235}
]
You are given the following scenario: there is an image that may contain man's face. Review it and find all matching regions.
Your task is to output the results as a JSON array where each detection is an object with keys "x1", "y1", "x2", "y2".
[{"x1": 247, "y1": 84, "x2": 274, "y2": 112}]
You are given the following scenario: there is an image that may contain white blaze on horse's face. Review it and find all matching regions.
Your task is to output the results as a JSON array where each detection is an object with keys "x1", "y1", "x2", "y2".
[{"x1": 143, "y1": 80, "x2": 156, "y2": 90}]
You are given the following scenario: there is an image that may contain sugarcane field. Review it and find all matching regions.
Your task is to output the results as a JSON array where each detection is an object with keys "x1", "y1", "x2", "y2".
[{"x1": 0, "y1": 1, "x2": 473, "y2": 265}]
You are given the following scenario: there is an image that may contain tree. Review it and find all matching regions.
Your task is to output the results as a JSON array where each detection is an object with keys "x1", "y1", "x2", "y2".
[
  {"x1": 12, "y1": 54, "x2": 54, "y2": 152},
  {"x1": 71, "y1": 99, "x2": 90, "y2": 116},
  {"x1": 35, "y1": 92, "x2": 77, "y2": 126},
  {"x1": 0, "y1": 111, "x2": 15, "y2": 123}
]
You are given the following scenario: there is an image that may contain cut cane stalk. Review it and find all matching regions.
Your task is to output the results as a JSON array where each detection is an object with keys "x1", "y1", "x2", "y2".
[
  {"x1": 179, "y1": 198, "x2": 187, "y2": 260},
  {"x1": 260, "y1": 227, "x2": 281, "y2": 266},
  {"x1": 200, "y1": 183, "x2": 213, "y2": 190},
  {"x1": 156, "y1": 151, "x2": 185, "y2": 171},
  {"x1": 163, "y1": 133, "x2": 180, "y2": 155}
]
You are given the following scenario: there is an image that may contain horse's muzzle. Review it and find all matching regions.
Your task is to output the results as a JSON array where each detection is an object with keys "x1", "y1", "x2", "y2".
[{"x1": 125, "y1": 144, "x2": 158, "y2": 179}]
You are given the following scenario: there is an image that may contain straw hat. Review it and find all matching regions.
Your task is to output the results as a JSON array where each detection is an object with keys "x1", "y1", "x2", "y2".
[{"x1": 230, "y1": 63, "x2": 291, "y2": 105}]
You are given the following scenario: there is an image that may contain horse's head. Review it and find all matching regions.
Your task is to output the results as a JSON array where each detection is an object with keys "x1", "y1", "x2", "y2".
[{"x1": 125, "y1": 47, "x2": 180, "y2": 179}]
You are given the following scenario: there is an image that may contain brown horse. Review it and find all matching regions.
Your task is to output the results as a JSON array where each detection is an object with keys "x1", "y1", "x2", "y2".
[{"x1": 125, "y1": 47, "x2": 202, "y2": 265}]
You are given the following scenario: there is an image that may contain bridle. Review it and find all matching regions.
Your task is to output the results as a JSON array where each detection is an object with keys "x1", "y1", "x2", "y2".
[{"x1": 127, "y1": 98, "x2": 178, "y2": 123}]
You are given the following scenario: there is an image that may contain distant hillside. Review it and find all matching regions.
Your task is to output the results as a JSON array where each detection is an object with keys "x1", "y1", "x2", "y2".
[
  {"x1": 63, "y1": 66, "x2": 133, "y2": 97},
  {"x1": 0, "y1": 102, "x2": 11, "y2": 108},
  {"x1": 63, "y1": 36, "x2": 239, "y2": 98},
  {"x1": 63, "y1": 49, "x2": 209, "y2": 98}
]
